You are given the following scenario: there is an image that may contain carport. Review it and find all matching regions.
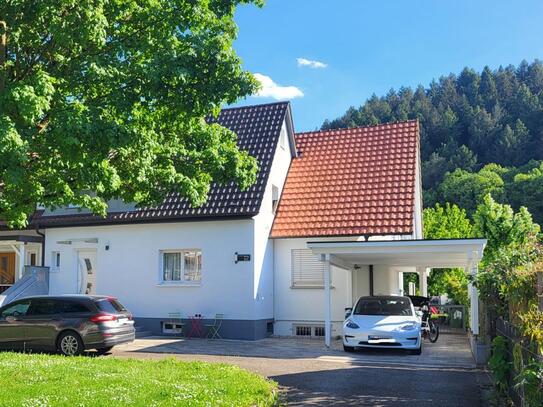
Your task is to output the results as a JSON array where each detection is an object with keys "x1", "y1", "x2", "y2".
[{"x1": 307, "y1": 238, "x2": 487, "y2": 347}]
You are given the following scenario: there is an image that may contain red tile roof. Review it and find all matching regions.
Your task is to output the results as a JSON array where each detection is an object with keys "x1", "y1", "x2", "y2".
[{"x1": 270, "y1": 120, "x2": 419, "y2": 238}]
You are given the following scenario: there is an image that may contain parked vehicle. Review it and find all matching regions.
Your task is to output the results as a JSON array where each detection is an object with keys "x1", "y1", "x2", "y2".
[
  {"x1": 0, "y1": 295, "x2": 135, "y2": 356},
  {"x1": 343, "y1": 296, "x2": 422, "y2": 354}
]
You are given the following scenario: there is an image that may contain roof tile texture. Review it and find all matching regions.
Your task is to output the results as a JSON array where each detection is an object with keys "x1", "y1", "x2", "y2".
[
  {"x1": 33, "y1": 102, "x2": 289, "y2": 227},
  {"x1": 270, "y1": 120, "x2": 419, "y2": 238}
]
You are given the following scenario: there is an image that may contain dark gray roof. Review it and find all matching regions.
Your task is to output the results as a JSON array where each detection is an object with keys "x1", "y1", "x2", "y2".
[{"x1": 32, "y1": 102, "x2": 292, "y2": 228}]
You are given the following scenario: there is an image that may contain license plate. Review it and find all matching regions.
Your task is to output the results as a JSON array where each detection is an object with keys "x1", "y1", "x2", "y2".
[
  {"x1": 368, "y1": 335, "x2": 394, "y2": 343},
  {"x1": 118, "y1": 318, "x2": 129, "y2": 324},
  {"x1": 368, "y1": 335, "x2": 391, "y2": 340}
]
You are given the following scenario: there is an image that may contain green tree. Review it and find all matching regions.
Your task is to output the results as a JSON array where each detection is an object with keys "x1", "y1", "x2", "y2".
[
  {"x1": 423, "y1": 203, "x2": 473, "y2": 304},
  {"x1": 322, "y1": 60, "x2": 543, "y2": 214},
  {"x1": 438, "y1": 165, "x2": 506, "y2": 216},
  {"x1": 474, "y1": 194, "x2": 540, "y2": 260},
  {"x1": 0, "y1": 0, "x2": 262, "y2": 227},
  {"x1": 473, "y1": 194, "x2": 541, "y2": 319},
  {"x1": 507, "y1": 162, "x2": 543, "y2": 225},
  {"x1": 424, "y1": 203, "x2": 473, "y2": 239}
]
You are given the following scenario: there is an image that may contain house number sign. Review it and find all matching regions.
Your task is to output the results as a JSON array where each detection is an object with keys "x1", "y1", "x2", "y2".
[{"x1": 235, "y1": 252, "x2": 251, "y2": 264}]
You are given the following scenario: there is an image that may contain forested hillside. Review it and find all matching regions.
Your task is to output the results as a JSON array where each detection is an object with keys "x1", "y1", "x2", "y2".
[{"x1": 322, "y1": 60, "x2": 543, "y2": 225}]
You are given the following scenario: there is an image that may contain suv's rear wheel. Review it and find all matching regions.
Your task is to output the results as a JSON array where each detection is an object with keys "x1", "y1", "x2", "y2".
[{"x1": 58, "y1": 331, "x2": 84, "y2": 356}]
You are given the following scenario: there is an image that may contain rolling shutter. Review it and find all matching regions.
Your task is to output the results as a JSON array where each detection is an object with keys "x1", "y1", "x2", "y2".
[{"x1": 291, "y1": 249, "x2": 326, "y2": 288}]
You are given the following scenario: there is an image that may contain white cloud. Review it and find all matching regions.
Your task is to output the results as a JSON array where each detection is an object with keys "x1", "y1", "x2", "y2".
[
  {"x1": 253, "y1": 73, "x2": 304, "y2": 100},
  {"x1": 297, "y1": 57, "x2": 328, "y2": 69}
]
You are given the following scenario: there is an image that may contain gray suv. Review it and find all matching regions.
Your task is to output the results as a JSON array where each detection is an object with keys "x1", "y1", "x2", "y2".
[{"x1": 0, "y1": 295, "x2": 135, "y2": 356}]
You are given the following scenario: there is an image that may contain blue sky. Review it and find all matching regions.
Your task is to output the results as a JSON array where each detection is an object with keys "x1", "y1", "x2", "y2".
[{"x1": 233, "y1": 0, "x2": 543, "y2": 132}]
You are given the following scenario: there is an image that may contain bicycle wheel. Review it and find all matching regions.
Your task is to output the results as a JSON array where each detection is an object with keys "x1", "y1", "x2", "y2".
[{"x1": 428, "y1": 321, "x2": 439, "y2": 343}]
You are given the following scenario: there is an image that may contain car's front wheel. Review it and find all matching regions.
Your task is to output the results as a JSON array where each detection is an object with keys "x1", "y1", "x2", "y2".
[
  {"x1": 57, "y1": 331, "x2": 84, "y2": 356},
  {"x1": 343, "y1": 345, "x2": 356, "y2": 352}
]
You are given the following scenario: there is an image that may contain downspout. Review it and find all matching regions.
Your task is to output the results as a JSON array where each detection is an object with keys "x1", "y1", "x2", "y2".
[
  {"x1": 369, "y1": 265, "x2": 374, "y2": 296},
  {"x1": 35, "y1": 225, "x2": 45, "y2": 266}
]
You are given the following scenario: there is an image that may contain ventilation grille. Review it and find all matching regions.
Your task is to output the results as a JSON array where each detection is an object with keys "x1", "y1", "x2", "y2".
[
  {"x1": 295, "y1": 325, "x2": 312, "y2": 336},
  {"x1": 294, "y1": 325, "x2": 325, "y2": 338}
]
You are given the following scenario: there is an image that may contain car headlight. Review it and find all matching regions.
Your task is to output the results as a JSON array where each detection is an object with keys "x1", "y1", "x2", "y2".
[
  {"x1": 345, "y1": 320, "x2": 359, "y2": 329},
  {"x1": 398, "y1": 322, "x2": 419, "y2": 331}
]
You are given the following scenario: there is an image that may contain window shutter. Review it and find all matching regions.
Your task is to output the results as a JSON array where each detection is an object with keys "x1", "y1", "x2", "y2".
[{"x1": 291, "y1": 249, "x2": 325, "y2": 288}]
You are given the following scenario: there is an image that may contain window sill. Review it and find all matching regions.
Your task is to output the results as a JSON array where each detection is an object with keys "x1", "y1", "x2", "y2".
[
  {"x1": 157, "y1": 282, "x2": 201, "y2": 287},
  {"x1": 290, "y1": 286, "x2": 335, "y2": 289}
]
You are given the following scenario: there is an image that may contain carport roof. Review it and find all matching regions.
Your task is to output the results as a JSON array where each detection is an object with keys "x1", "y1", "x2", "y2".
[{"x1": 307, "y1": 238, "x2": 487, "y2": 268}]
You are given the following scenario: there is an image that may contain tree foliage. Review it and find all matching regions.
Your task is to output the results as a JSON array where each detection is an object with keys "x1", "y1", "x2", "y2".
[
  {"x1": 0, "y1": 0, "x2": 262, "y2": 227},
  {"x1": 322, "y1": 60, "x2": 543, "y2": 223},
  {"x1": 423, "y1": 203, "x2": 473, "y2": 304},
  {"x1": 474, "y1": 195, "x2": 541, "y2": 320},
  {"x1": 474, "y1": 195, "x2": 540, "y2": 261}
]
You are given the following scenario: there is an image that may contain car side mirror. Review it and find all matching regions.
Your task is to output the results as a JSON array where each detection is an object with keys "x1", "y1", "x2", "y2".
[
  {"x1": 415, "y1": 310, "x2": 423, "y2": 318},
  {"x1": 344, "y1": 307, "x2": 353, "y2": 319}
]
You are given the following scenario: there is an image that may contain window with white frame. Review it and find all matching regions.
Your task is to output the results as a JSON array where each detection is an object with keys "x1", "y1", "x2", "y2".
[
  {"x1": 272, "y1": 184, "x2": 279, "y2": 213},
  {"x1": 161, "y1": 250, "x2": 202, "y2": 284},
  {"x1": 26, "y1": 249, "x2": 39, "y2": 266},
  {"x1": 51, "y1": 251, "x2": 61, "y2": 272},
  {"x1": 279, "y1": 125, "x2": 287, "y2": 150},
  {"x1": 291, "y1": 249, "x2": 327, "y2": 288}
]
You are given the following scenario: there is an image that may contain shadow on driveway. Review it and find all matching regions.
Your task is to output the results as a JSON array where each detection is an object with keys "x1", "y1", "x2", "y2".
[{"x1": 270, "y1": 363, "x2": 482, "y2": 406}]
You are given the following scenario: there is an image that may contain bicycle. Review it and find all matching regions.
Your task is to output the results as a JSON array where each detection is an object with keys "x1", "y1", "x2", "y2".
[{"x1": 420, "y1": 302, "x2": 439, "y2": 343}]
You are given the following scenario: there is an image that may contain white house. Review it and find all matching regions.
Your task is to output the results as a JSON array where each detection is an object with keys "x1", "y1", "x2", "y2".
[{"x1": 0, "y1": 101, "x2": 486, "y2": 344}]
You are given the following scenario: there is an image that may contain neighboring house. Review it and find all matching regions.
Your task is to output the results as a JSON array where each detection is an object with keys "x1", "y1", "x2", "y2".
[{"x1": 0, "y1": 102, "x2": 486, "y2": 343}]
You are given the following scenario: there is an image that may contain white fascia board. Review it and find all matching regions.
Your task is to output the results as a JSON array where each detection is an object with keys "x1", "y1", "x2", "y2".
[
  {"x1": 284, "y1": 104, "x2": 297, "y2": 158},
  {"x1": 307, "y1": 239, "x2": 488, "y2": 261}
]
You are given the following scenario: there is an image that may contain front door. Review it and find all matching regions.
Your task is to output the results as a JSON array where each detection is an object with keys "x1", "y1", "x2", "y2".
[
  {"x1": 77, "y1": 250, "x2": 97, "y2": 295},
  {"x1": 0, "y1": 252, "x2": 15, "y2": 294}
]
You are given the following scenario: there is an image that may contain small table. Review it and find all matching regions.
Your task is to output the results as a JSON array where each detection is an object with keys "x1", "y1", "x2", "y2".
[{"x1": 187, "y1": 314, "x2": 204, "y2": 338}]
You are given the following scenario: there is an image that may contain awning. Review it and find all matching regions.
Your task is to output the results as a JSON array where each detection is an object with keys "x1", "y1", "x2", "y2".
[{"x1": 0, "y1": 235, "x2": 44, "y2": 244}]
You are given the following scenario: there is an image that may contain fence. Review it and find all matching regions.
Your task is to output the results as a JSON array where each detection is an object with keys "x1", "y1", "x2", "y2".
[{"x1": 495, "y1": 317, "x2": 542, "y2": 407}]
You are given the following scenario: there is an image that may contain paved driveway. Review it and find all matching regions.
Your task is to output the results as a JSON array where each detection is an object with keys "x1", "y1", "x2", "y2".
[{"x1": 111, "y1": 334, "x2": 486, "y2": 406}]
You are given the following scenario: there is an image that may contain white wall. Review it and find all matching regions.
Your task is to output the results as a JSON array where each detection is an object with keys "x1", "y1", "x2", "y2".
[
  {"x1": 372, "y1": 265, "x2": 401, "y2": 296},
  {"x1": 351, "y1": 266, "x2": 370, "y2": 299},
  {"x1": 273, "y1": 238, "x2": 353, "y2": 337},
  {"x1": 253, "y1": 120, "x2": 293, "y2": 320},
  {"x1": 44, "y1": 118, "x2": 295, "y2": 324},
  {"x1": 274, "y1": 237, "x2": 408, "y2": 336},
  {"x1": 45, "y1": 220, "x2": 257, "y2": 320}
]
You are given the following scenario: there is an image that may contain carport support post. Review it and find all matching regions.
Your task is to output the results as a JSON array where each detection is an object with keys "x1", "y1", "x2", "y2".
[
  {"x1": 468, "y1": 263, "x2": 479, "y2": 336},
  {"x1": 417, "y1": 266, "x2": 428, "y2": 297},
  {"x1": 323, "y1": 253, "x2": 332, "y2": 348}
]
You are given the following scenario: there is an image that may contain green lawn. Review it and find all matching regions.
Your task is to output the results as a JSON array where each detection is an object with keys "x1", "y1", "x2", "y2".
[{"x1": 0, "y1": 353, "x2": 278, "y2": 406}]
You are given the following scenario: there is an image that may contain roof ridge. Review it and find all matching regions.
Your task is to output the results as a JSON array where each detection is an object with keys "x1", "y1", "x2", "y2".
[
  {"x1": 296, "y1": 119, "x2": 418, "y2": 136},
  {"x1": 220, "y1": 100, "x2": 290, "y2": 112}
]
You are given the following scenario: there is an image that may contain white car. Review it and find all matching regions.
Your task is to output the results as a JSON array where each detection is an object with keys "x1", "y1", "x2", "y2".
[{"x1": 343, "y1": 296, "x2": 422, "y2": 354}]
